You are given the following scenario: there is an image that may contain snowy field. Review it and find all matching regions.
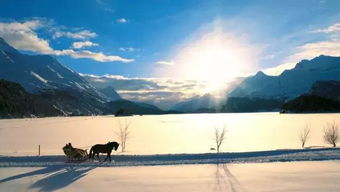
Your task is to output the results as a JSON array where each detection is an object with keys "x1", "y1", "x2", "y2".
[
  {"x1": 1, "y1": 114, "x2": 340, "y2": 191},
  {"x1": 1, "y1": 113, "x2": 340, "y2": 155},
  {"x1": 1, "y1": 161, "x2": 340, "y2": 192},
  {"x1": 1, "y1": 148, "x2": 340, "y2": 191}
]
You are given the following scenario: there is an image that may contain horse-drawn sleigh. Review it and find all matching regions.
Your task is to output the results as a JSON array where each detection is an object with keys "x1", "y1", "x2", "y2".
[
  {"x1": 62, "y1": 141, "x2": 119, "y2": 162},
  {"x1": 62, "y1": 143, "x2": 88, "y2": 162}
]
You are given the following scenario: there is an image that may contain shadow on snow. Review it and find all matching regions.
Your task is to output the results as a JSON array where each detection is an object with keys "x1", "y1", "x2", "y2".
[{"x1": 0, "y1": 165, "x2": 94, "y2": 192}]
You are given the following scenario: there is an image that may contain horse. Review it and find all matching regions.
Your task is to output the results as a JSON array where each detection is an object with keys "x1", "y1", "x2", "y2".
[
  {"x1": 62, "y1": 143, "x2": 88, "y2": 162},
  {"x1": 89, "y1": 141, "x2": 119, "y2": 162}
]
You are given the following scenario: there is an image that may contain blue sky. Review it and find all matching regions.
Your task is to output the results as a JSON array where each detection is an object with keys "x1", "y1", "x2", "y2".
[{"x1": 0, "y1": 0, "x2": 340, "y2": 79}]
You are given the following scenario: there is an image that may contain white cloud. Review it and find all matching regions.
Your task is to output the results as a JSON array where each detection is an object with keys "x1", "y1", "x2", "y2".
[
  {"x1": 55, "y1": 49, "x2": 134, "y2": 63},
  {"x1": 0, "y1": 20, "x2": 54, "y2": 53},
  {"x1": 313, "y1": 23, "x2": 340, "y2": 33},
  {"x1": 293, "y1": 40, "x2": 340, "y2": 59},
  {"x1": 263, "y1": 40, "x2": 340, "y2": 76},
  {"x1": 264, "y1": 22, "x2": 340, "y2": 76},
  {"x1": 263, "y1": 62, "x2": 296, "y2": 76},
  {"x1": 116, "y1": 18, "x2": 128, "y2": 23},
  {"x1": 53, "y1": 30, "x2": 96, "y2": 39},
  {"x1": 0, "y1": 20, "x2": 134, "y2": 63},
  {"x1": 119, "y1": 47, "x2": 135, "y2": 52},
  {"x1": 82, "y1": 73, "x2": 207, "y2": 93},
  {"x1": 72, "y1": 41, "x2": 99, "y2": 49},
  {"x1": 156, "y1": 61, "x2": 175, "y2": 65}
]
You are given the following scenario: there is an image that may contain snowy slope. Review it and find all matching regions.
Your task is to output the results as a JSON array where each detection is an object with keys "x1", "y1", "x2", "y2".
[
  {"x1": 0, "y1": 37, "x2": 112, "y2": 115},
  {"x1": 0, "y1": 38, "x2": 95, "y2": 93}
]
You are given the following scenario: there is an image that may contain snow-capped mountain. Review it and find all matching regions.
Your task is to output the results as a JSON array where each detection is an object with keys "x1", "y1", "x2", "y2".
[
  {"x1": 0, "y1": 37, "x2": 110, "y2": 115},
  {"x1": 97, "y1": 86, "x2": 122, "y2": 101},
  {"x1": 0, "y1": 37, "x2": 96, "y2": 93},
  {"x1": 170, "y1": 94, "x2": 220, "y2": 113},
  {"x1": 0, "y1": 37, "x2": 166, "y2": 117},
  {"x1": 229, "y1": 55, "x2": 340, "y2": 99}
]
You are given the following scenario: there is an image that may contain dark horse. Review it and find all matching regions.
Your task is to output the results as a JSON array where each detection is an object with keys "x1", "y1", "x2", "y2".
[{"x1": 89, "y1": 141, "x2": 119, "y2": 162}]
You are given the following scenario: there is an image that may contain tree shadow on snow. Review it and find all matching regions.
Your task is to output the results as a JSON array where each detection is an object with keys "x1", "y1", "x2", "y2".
[
  {"x1": 214, "y1": 164, "x2": 247, "y2": 192},
  {"x1": 29, "y1": 166, "x2": 95, "y2": 192}
]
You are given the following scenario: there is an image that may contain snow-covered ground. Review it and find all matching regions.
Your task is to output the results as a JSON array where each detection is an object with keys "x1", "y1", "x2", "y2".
[
  {"x1": 1, "y1": 161, "x2": 340, "y2": 192},
  {"x1": 1, "y1": 114, "x2": 340, "y2": 156},
  {"x1": 0, "y1": 148, "x2": 340, "y2": 167},
  {"x1": 1, "y1": 115, "x2": 340, "y2": 191},
  {"x1": 1, "y1": 148, "x2": 340, "y2": 191}
]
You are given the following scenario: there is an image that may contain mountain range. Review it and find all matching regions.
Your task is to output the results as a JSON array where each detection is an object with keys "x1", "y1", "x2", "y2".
[
  {"x1": 170, "y1": 55, "x2": 340, "y2": 113},
  {"x1": 0, "y1": 37, "x2": 165, "y2": 117},
  {"x1": 1, "y1": 36, "x2": 340, "y2": 117},
  {"x1": 229, "y1": 55, "x2": 340, "y2": 99}
]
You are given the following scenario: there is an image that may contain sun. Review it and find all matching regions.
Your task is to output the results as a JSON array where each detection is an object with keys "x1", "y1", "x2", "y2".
[
  {"x1": 181, "y1": 39, "x2": 240, "y2": 82},
  {"x1": 167, "y1": 30, "x2": 259, "y2": 93}
]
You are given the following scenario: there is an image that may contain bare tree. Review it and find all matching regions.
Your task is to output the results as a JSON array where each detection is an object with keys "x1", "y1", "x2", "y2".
[
  {"x1": 299, "y1": 124, "x2": 311, "y2": 148},
  {"x1": 214, "y1": 126, "x2": 226, "y2": 153},
  {"x1": 323, "y1": 122, "x2": 339, "y2": 148},
  {"x1": 115, "y1": 118, "x2": 131, "y2": 152}
]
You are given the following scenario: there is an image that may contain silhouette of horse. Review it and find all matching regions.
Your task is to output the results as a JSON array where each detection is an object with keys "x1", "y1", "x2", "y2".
[{"x1": 89, "y1": 141, "x2": 119, "y2": 162}]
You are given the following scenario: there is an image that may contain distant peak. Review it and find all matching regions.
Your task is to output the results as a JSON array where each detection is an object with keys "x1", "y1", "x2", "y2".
[
  {"x1": 255, "y1": 71, "x2": 266, "y2": 77},
  {"x1": 312, "y1": 54, "x2": 337, "y2": 61},
  {"x1": 295, "y1": 55, "x2": 340, "y2": 70}
]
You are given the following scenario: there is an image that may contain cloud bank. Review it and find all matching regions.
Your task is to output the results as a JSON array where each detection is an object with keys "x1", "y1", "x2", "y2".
[
  {"x1": 0, "y1": 19, "x2": 133, "y2": 63},
  {"x1": 82, "y1": 74, "x2": 216, "y2": 109}
]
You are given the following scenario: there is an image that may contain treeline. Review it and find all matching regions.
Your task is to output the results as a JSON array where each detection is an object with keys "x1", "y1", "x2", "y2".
[{"x1": 283, "y1": 95, "x2": 340, "y2": 113}]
